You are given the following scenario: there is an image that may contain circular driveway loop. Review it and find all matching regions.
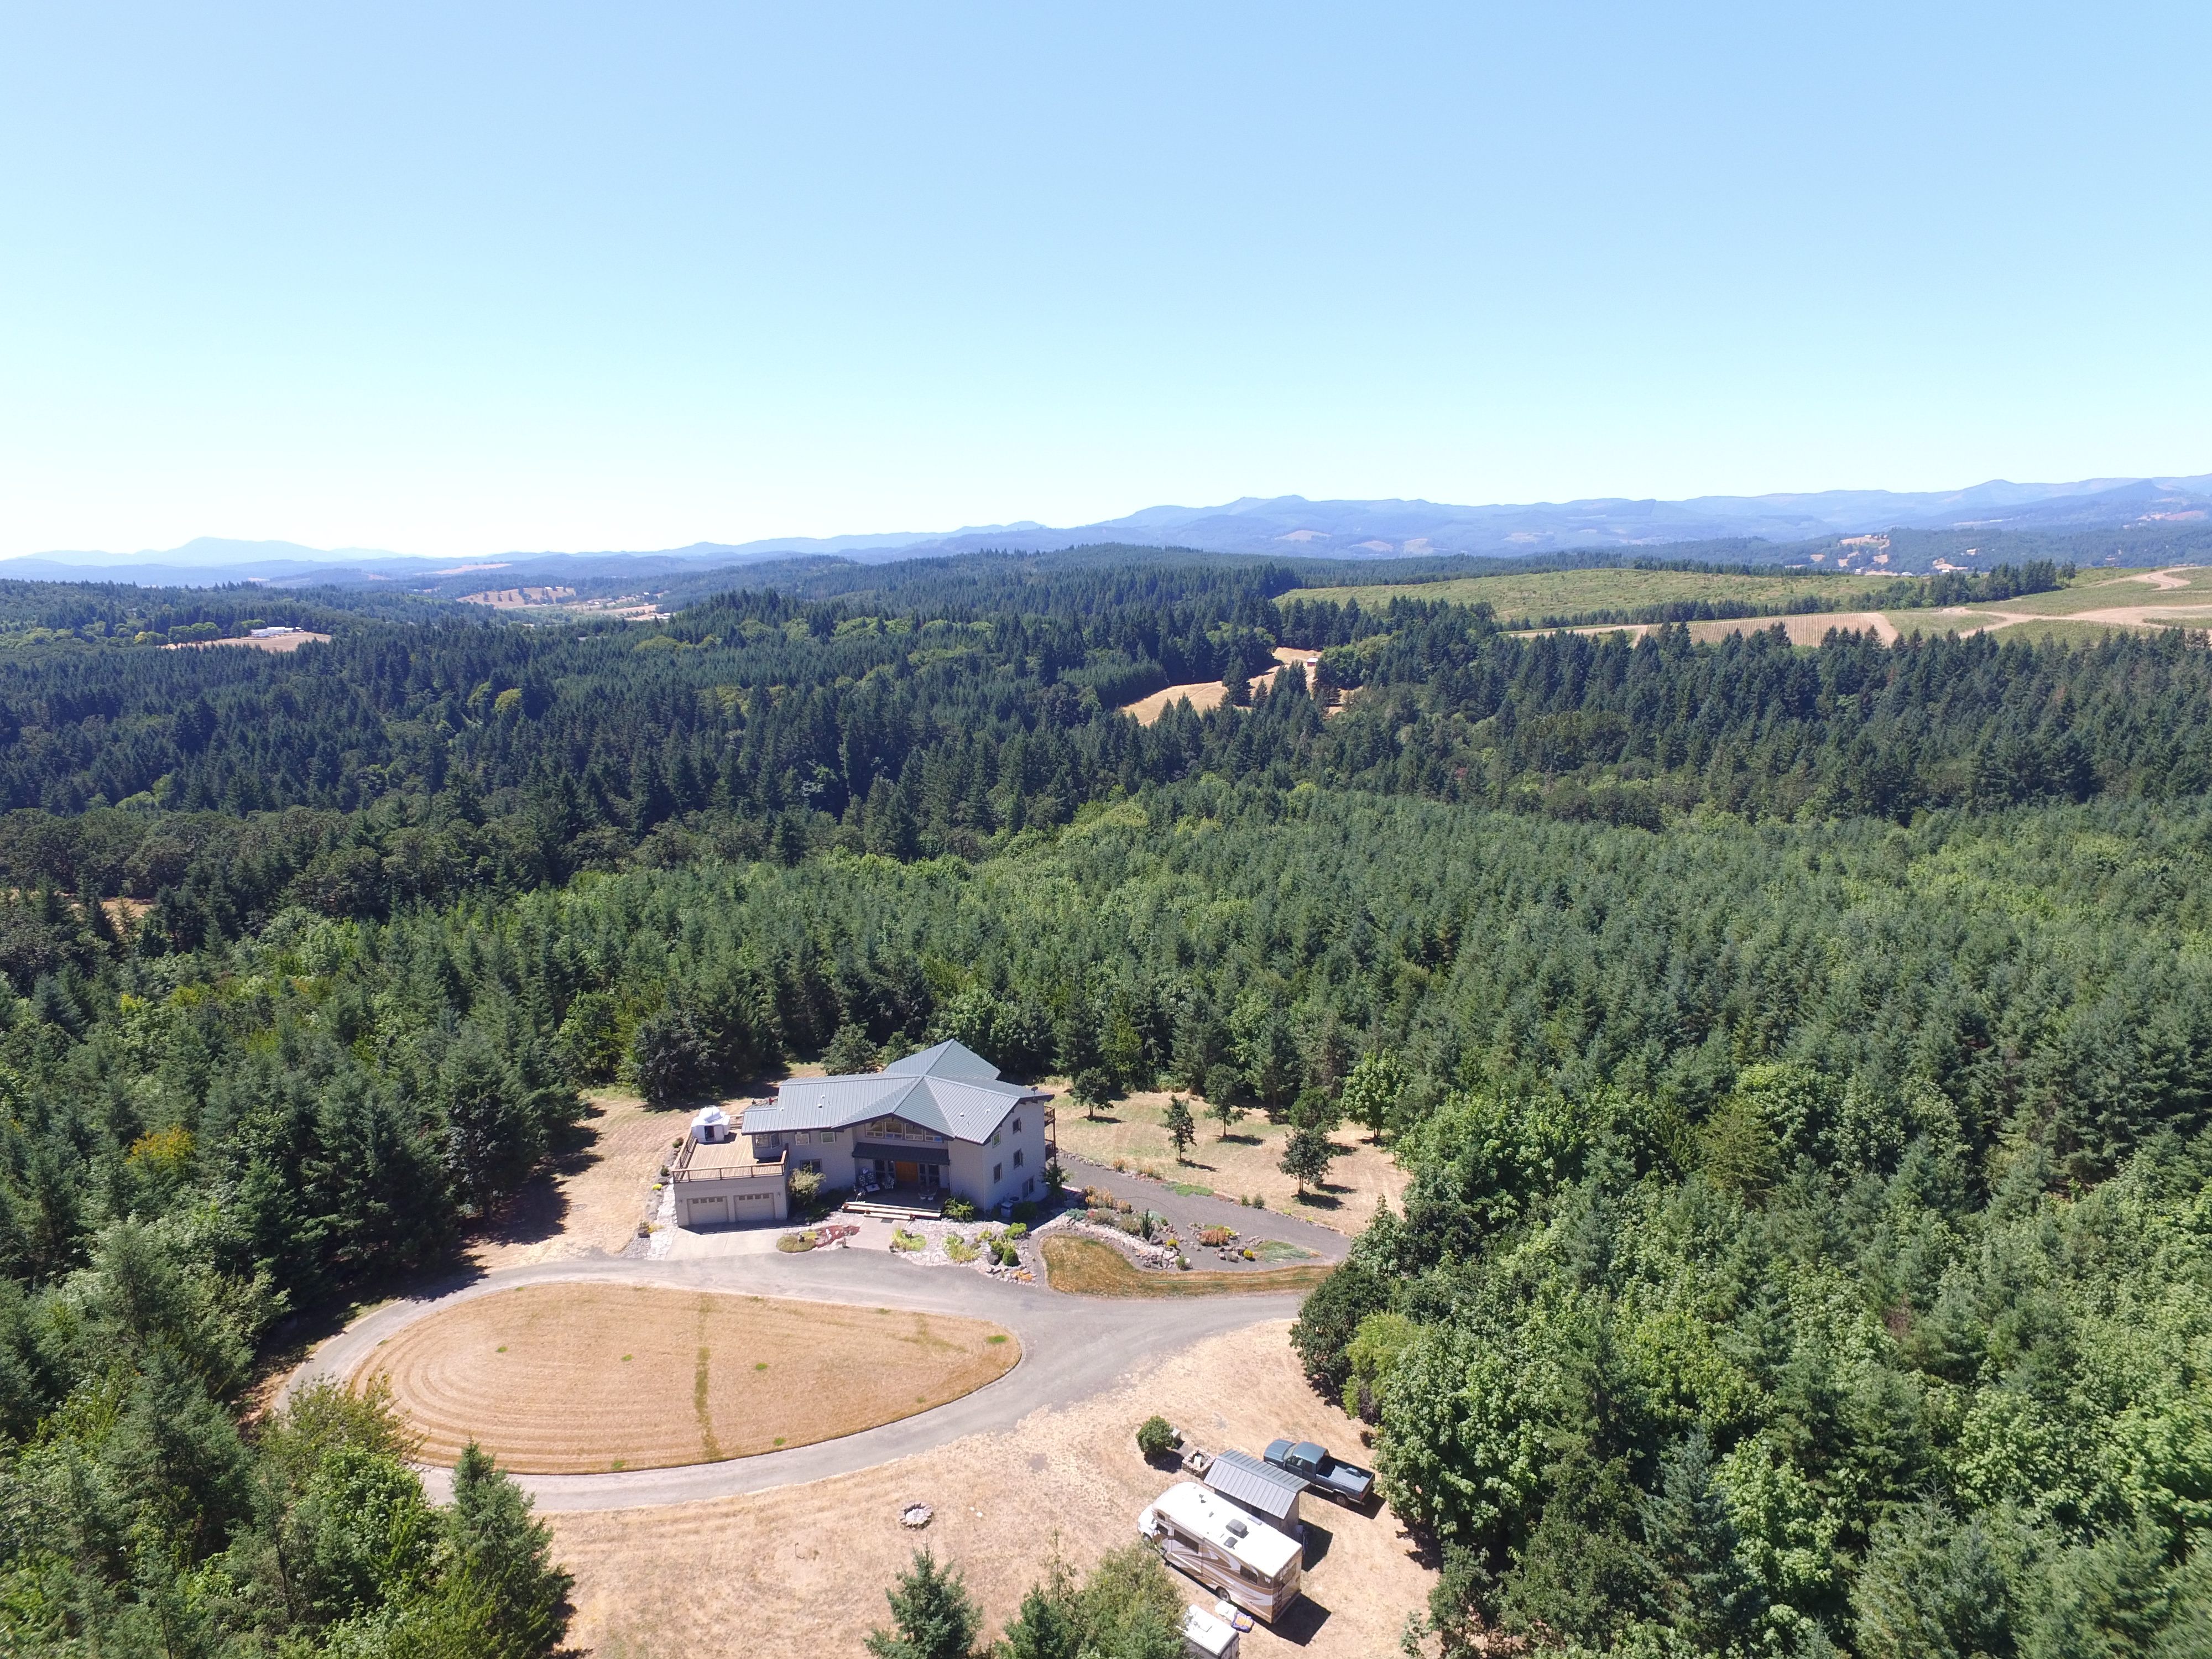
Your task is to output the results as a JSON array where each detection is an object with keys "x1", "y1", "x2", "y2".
[{"x1": 289, "y1": 1250, "x2": 1305, "y2": 1512}]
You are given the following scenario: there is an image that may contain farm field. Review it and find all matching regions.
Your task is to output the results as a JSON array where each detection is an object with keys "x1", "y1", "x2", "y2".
[
  {"x1": 1875, "y1": 565, "x2": 2212, "y2": 640},
  {"x1": 1052, "y1": 1087, "x2": 1408, "y2": 1228},
  {"x1": 359, "y1": 1282, "x2": 1018, "y2": 1473},
  {"x1": 1290, "y1": 565, "x2": 1898, "y2": 623},
  {"x1": 547, "y1": 1319, "x2": 1431, "y2": 1659}
]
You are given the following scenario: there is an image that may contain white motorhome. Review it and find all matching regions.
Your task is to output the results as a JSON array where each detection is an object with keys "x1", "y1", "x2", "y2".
[{"x1": 1138, "y1": 1481, "x2": 1302, "y2": 1624}]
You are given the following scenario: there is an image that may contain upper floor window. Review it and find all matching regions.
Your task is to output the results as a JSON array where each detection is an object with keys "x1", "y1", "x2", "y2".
[{"x1": 1012, "y1": 1117, "x2": 1022, "y2": 1135}]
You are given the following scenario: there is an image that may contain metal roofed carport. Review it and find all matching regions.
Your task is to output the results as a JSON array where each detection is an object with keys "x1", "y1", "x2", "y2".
[{"x1": 1202, "y1": 1447, "x2": 1305, "y2": 1531}]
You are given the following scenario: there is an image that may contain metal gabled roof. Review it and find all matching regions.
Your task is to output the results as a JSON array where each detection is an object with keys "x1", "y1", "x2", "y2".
[
  {"x1": 1204, "y1": 1449, "x2": 1305, "y2": 1526},
  {"x1": 883, "y1": 1039, "x2": 1004, "y2": 1082},
  {"x1": 739, "y1": 1040, "x2": 1049, "y2": 1146}
]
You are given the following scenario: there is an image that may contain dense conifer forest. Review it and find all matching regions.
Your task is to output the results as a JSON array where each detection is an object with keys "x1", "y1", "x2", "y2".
[{"x1": 1, "y1": 551, "x2": 2207, "y2": 1655}]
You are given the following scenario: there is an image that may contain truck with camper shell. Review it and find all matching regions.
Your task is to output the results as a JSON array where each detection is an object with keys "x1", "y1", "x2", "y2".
[{"x1": 1262, "y1": 1438, "x2": 1376, "y2": 1506}]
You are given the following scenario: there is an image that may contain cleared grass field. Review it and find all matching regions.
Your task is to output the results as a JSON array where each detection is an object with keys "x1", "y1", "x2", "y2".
[
  {"x1": 1056, "y1": 1087, "x2": 1406, "y2": 1227},
  {"x1": 361, "y1": 1283, "x2": 1018, "y2": 1473},
  {"x1": 1291, "y1": 566, "x2": 1900, "y2": 624},
  {"x1": 1042, "y1": 1235, "x2": 1335, "y2": 1297},
  {"x1": 1867, "y1": 568, "x2": 2212, "y2": 646}
]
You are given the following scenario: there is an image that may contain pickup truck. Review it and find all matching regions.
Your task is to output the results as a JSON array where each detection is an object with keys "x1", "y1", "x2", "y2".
[{"x1": 1262, "y1": 1439, "x2": 1375, "y2": 1506}]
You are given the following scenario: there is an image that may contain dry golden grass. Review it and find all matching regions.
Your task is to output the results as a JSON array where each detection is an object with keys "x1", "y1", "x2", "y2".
[
  {"x1": 1055, "y1": 1088, "x2": 1407, "y2": 1231},
  {"x1": 1293, "y1": 566, "x2": 1897, "y2": 621},
  {"x1": 469, "y1": 1091, "x2": 684, "y2": 1270},
  {"x1": 1119, "y1": 648, "x2": 1314, "y2": 725},
  {"x1": 1042, "y1": 1237, "x2": 1335, "y2": 1298},
  {"x1": 166, "y1": 630, "x2": 332, "y2": 651},
  {"x1": 549, "y1": 1320, "x2": 1433, "y2": 1659},
  {"x1": 362, "y1": 1284, "x2": 1018, "y2": 1473}
]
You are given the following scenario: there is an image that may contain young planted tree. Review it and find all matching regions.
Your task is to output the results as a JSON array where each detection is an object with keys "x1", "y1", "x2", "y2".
[
  {"x1": 1281, "y1": 1123, "x2": 1338, "y2": 1198},
  {"x1": 1071, "y1": 1067, "x2": 1115, "y2": 1121},
  {"x1": 1164, "y1": 1095, "x2": 1196, "y2": 1162},
  {"x1": 1206, "y1": 1082, "x2": 1246, "y2": 1141},
  {"x1": 865, "y1": 1548, "x2": 985, "y2": 1659}
]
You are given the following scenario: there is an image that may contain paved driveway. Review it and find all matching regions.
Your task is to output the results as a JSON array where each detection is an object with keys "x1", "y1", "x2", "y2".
[
  {"x1": 1061, "y1": 1155, "x2": 1353, "y2": 1266},
  {"x1": 287, "y1": 1248, "x2": 1302, "y2": 1512}
]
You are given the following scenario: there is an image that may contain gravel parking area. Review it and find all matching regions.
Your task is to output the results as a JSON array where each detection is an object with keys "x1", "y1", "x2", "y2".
[{"x1": 1063, "y1": 1156, "x2": 1349, "y2": 1271}]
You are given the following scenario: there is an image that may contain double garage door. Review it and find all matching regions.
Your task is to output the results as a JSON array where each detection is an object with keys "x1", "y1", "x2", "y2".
[{"x1": 685, "y1": 1190, "x2": 781, "y2": 1227}]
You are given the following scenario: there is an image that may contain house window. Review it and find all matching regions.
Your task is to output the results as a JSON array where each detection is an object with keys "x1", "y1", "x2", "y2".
[
  {"x1": 1012, "y1": 1118, "x2": 1022, "y2": 1134},
  {"x1": 1024, "y1": 1176, "x2": 1035, "y2": 1196},
  {"x1": 800, "y1": 1159, "x2": 821, "y2": 1175},
  {"x1": 993, "y1": 1162, "x2": 1003, "y2": 1183},
  {"x1": 1013, "y1": 1149, "x2": 1024, "y2": 1167},
  {"x1": 989, "y1": 1129, "x2": 1000, "y2": 1146}
]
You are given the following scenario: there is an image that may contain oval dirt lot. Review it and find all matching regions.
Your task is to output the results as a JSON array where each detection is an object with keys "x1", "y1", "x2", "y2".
[{"x1": 359, "y1": 1282, "x2": 1019, "y2": 1473}]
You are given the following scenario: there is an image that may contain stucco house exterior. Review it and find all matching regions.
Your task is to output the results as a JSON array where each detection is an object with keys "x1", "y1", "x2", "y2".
[
  {"x1": 740, "y1": 1040, "x2": 1053, "y2": 1212},
  {"x1": 669, "y1": 1104, "x2": 789, "y2": 1227}
]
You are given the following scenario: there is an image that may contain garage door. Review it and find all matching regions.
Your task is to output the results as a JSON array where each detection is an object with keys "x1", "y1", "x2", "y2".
[{"x1": 687, "y1": 1197, "x2": 728, "y2": 1227}]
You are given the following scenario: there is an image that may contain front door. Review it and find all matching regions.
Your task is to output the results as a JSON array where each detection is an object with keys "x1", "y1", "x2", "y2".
[{"x1": 893, "y1": 1160, "x2": 920, "y2": 1187}]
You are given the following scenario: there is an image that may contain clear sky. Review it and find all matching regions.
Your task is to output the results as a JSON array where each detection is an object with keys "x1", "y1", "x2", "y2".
[{"x1": 3, "y1": 2, "x2": 2207, "y2": 557}]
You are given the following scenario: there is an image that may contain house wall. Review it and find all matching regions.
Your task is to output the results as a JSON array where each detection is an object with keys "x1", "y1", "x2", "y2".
[
  {"x1": 946, "y1": 1103, "x2": 1048, "y2": 1209},
  {"x1": 749, "y1": 1100, "x2": 1050, "y2": 1208},
  {"x1": 750, "y1": 1125, "x2": 851, "y2": 1179}
]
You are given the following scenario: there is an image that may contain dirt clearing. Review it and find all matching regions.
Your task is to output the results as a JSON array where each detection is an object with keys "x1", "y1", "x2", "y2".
[
  {"x1": 1043, "y1": 1237, "x2": 1334, "y2": 1297},
  {"x1": 361, "y1": 1283, "x2": 1018, "y2": 1473},
  {"x1": 547, "y1": 1319, "x2": 1432, "y2": 1659}
]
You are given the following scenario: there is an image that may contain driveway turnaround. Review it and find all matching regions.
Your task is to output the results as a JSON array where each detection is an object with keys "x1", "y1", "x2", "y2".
[{"x1": 286, "y1": 1247, "x2": 1305, "y2": 1512}]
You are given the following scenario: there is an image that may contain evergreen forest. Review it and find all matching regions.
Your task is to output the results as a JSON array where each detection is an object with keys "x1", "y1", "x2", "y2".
[{"x1": 0, "y1": 552, "x2": 2206, "y2": 1655}]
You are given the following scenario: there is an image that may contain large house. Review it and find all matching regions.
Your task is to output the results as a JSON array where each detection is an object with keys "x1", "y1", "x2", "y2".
[{"x1": 740, "y1": 1040, "x2": 1053, "y2": 1212}]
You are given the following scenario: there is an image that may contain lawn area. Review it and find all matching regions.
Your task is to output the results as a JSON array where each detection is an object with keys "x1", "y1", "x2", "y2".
[
  {"x1": 1053, "y1": 1087, "x2": 1407, "y2": 1229},
  {"x1": 1290, "y1": 566, "x2": 1901, "y2": 624},
  {"x1": 1041, "y1": 1236, "x2": 1335, "y2": 1297},
  {"x1": 362, "y1": 1283, "x2": 1018, "y2": 1473}
]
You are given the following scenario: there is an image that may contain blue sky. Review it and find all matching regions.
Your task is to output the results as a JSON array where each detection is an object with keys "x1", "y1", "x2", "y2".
[{"x1": 2, "y1": 2, "x2": 2206, "y2": 556}]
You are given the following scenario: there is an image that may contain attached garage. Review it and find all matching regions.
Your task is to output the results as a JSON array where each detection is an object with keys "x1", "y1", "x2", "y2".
[
  {"x1": 681, "y1": 1194, "x2": 730, "y2": 1227},
  {"x1": 671, "y1": 1135, "x2": 790, "y2": 1227}
]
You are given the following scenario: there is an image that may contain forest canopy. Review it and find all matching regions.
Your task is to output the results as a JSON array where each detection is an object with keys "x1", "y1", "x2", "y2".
[{"x1": 0, "y1": 553, "x2": 2205, "y2": 1656}]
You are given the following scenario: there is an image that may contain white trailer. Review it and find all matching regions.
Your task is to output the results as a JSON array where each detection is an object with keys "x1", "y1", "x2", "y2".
[
  {"x1": 1139, "y1": 1481, "x2": 1302, "y2": 1624},
  {"x1": 1180, "y1": 1601, "x2": 1242, "y2": 1657}
]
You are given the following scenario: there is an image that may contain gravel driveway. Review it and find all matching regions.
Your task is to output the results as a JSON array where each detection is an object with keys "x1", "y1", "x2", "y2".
[{"x1": 285, "y1": 1246, "x2": 1303, "y2": 1512}]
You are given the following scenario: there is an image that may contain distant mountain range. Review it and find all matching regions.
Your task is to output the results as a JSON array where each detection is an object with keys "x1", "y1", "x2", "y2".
[{"x1": 12, "y1": 474, "x2": 2210, "y2": 587}]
